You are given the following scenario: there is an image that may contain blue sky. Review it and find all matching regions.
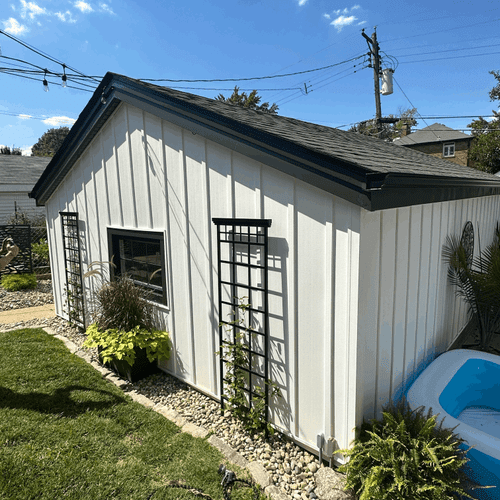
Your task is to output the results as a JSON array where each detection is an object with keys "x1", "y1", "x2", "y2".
[{"x1": 0, "y1": 0, "x2": 499, "y2": 153}]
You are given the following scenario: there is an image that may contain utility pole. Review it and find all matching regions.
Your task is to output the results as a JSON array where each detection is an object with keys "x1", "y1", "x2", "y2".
[{"x1": 362, "y1": 28, "x2": 382, "y2": 132}]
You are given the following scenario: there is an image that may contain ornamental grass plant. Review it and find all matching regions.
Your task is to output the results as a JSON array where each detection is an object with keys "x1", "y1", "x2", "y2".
[
  {"x1": 339, "y1": 399, "x2": 476, "y2": 500},
  {"x1": 83, "y1": 275, "x2": 170, "y2": 367}
]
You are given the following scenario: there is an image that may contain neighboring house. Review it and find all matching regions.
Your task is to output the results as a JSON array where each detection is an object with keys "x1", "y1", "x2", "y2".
[
  {"x1": 0, "y1": 155, "x2": 50, "y2": 223},
  {"x1": 30, "y1": 73, "x2": 500, "y2": 461},
  {"x1": 395, "y1": 123, "x2": 473, "y2": 167}
]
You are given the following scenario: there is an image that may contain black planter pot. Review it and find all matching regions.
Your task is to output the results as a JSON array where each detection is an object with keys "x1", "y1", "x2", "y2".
[{"x1": 98, "y1": 347, "x2": 159, "y2": 383}]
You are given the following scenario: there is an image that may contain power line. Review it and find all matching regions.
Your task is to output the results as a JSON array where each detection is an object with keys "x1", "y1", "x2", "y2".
[
  {"x1": 381, "y1": 17, "x2": 500, "y2": 44},
  {"x1": 391, "y1": 42, "x2": 500, "y2": 58},
  {"x1": 0, "y1": 29, "x2": 101, "y2": 84},
  {"x1": 398, "y1": 50, "x2": 500, "y2": 64},
  {"x1": 138, "y1": 54, "x2": 366, "y2": 83}
]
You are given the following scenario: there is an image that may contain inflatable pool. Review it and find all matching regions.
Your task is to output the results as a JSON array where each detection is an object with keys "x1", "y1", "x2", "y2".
[{"x1": 406, "y1": 349, "x2": 500, "y2": 499}]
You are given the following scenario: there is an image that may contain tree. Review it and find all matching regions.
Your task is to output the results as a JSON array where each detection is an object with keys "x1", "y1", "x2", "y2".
[
  {"x1": 0, "y1": 146, "x2": 22, "y2": 155},
  {"x1": 468, "y1": 118, "x2": 500, "y2": 174},
  {"x1": 215, "y1": 86, "x2": 279, "y2": 114},
  {"x1": 349, "y1": 107, "x2": 418, "y2": 141},
  {"x1": 467, "y1": 70, "x2": 500, "y2": 174},
  {"x1": 32, "y1": 127, "x2": 70, "y2": 157}
]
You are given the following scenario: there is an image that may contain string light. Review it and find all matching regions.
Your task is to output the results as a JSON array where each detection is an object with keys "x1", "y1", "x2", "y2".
[{"x1": 42, "y1": 69, "x2": 49, "y2": 92}]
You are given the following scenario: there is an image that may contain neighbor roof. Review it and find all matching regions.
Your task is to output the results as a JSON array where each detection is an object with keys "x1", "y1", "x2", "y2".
[
  {"x1": 395, "y1": 123, "x2": 472, "y2": 146},
  {"x1": 30, "y1": 73, "x2": 500, "y2": 211},
  {"x1": 0, "y1": 155, "x2": 51, "y2": 189}
]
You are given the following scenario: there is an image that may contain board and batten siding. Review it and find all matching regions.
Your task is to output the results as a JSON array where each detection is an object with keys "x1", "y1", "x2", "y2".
[
  {"x1": 356, "y1": 195, "x2": 500, "y2": 423},
  {"x1": 44, "y1": 102, "x2": 361, "y2": 453}
]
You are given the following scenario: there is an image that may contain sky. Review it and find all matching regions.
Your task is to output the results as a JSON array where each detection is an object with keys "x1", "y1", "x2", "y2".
[{"x1": 0, "y1": 0, "x2": 499, "y2": 154}]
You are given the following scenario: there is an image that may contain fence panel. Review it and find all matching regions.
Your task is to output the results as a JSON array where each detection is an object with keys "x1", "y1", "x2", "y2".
[
  {"x1": 31, "y1": 226, "x2": 50, "y2": 277},
  {"x1": 0, "y1": 225, "x2": 32, "y2": 275}
]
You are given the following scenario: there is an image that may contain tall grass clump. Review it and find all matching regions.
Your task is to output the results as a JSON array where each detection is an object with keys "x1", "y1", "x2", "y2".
[{"x1": 89, "y1": 275, "x2": 156, "y2": 332}]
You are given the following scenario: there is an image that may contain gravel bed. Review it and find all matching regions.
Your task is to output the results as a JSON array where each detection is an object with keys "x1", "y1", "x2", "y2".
[
  {"x1": 0, "y1": 279, "x2": 54, "y2": 311},
  {"x1": 0, "y1": 283, "x2": 327, "y2": 500}
]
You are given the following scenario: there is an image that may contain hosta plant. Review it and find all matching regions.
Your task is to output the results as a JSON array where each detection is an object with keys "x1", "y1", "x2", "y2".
[{"x1": 339, "y1": 399, "x2": 475, "y2": 500}]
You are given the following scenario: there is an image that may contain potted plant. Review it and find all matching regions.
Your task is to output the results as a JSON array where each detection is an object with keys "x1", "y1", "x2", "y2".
[{"x1": 83, "y1": 275, "x2": 171, "y2": 382}]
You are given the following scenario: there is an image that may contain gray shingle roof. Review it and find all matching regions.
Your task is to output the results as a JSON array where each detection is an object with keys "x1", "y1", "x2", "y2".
[
  {"x1": 30, "y1": 72, "x2": 500, "y2": 211},
  {"x1": 0, "y1": 155, "x2": 51, "y2": 187},
  {"x1": 395, "y1": 123, "x2": 472, "y2": 146},
  {"x1": 137, "y1": 79, "x2": 490, "y2": 180}
]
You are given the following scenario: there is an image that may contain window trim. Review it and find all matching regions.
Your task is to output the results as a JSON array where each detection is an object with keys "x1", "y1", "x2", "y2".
[
  {"x1": 107, "y1": 228, "x2": 168, "y2": 306},
  {"x1": 443, "y1": 142, "x2": 455, "y2": 157}
]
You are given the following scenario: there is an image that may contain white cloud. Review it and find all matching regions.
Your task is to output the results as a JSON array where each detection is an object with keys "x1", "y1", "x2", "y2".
[
  {"x1": 55, "y1": 10, "x2": 76, "y2": 23},
  {"x1": 18, "y1": 114, "x2": 32, "y2": 119},
  {"x1": 324, "y1": 5, "x2": 365, "y2": 32},
  {"x1": 99, "y1": 3, "x2": 115, "y2": 14},
  {"x1": 20, "y1": 0, "x2": 46, "y2": 20},
  {"x1": 75, "y1": 1, "x2": 93, "y2": 13},
  {"x1": 43, "y1": 116, "x2": 77, "y2": 126},
  {"x1": 2, "y1": 17, "x2": 28, "y2": 34},
  {"x1": 331, "y1": 14, "x2": 357, "y2": 31},
  {"x1": 297, "y1": 0, "x2": 308, "y2": 5}
]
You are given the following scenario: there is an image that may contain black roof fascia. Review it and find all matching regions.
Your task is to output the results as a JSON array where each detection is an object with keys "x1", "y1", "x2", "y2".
[
  {"x1": 110, "y1": 85, "x2": 373, "y2": 209},
  {"x1": 30, "y1": 72, "x2": 500, "y2": 211},
  {"x1": 30, "y1": 73, "x2": 117, "y2": 204},
  {"x1": 111, "y1": 78, "x2": 371, "y2": 186},
  {"x1": 370, "y1": 174, "x2": 500, "y2": 211}
]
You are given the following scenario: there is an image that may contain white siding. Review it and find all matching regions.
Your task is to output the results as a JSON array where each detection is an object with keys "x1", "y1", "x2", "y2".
[
  {"x1": 357, "y1": 197, "x2": 500, "y2": 423},
  {"x1": 45, "y1": 100, "x2": 500, "y2": 455},
  {"x1": 45, "y1": 102, "x2": 362, "y2": 453},
  {"x1": 0, "y1": 192, "x2": 45, "y2": 223}
]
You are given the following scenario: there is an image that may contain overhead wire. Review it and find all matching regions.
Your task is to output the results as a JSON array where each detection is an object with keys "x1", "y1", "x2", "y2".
[{"x1": 0, "y1": 28, "x2": 101, "y2": 84}]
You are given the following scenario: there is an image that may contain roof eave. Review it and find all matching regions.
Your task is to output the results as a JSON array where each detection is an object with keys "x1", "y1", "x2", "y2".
[{"x1": 29, "y1": 73, "x2": 500, "y2": 212}]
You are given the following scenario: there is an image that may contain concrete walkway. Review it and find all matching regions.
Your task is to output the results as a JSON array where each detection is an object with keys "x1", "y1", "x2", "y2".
[{"x1": 0, "y1": 303, "x2": 55, "y2": 324}]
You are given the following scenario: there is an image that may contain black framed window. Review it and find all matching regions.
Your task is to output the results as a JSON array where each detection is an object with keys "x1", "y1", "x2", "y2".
[{"x1": 108, "y1": 228, "x2": 167, "y2": 305}]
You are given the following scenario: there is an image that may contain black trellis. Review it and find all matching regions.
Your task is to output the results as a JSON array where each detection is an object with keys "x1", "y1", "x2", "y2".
[
  {"x1": 213, "y1": 218, "x2": 272, "y2": 429},
  {"x1": 61, "y1": 212, "x2": 85, "y2": 328}
]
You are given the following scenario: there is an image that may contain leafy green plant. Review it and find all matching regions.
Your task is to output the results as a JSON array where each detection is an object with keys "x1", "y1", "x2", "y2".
[
  {"x1": 443, "y1": 222, "x2": 500, "y2": 351},
  {"x1": 83, "y1": 323, "x2": 171, "y2": 366},
  {"x1": 31, "y1": 239, "x2": 49, "y2": 265},
  {"x1": 339, "y1": 399, "x2": 474, "y2": 500},
  {"x1": 218, "y1": 298, "x2": 281, "y2": 435},
  {"x1": 1, "y1": 273, "x2": 37, "y2": 291},
  {"x1": 83, "y1": 275, "x2": 170, "y2": 367}
]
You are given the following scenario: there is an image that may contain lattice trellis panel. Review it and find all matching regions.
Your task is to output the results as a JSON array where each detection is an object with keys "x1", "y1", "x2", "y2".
[{"x1": 60, "y1": 212, "x2": 85, "y2": 328}]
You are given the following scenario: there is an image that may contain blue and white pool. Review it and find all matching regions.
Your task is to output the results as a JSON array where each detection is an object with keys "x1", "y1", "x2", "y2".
[{"x1": 407, "y1": 349, "x2": 500, "y2": 499}]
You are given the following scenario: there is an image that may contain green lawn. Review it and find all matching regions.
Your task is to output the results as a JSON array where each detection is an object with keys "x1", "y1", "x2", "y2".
[{"x1": 0, "y1": 328, "x2": 257, "y2": 500}]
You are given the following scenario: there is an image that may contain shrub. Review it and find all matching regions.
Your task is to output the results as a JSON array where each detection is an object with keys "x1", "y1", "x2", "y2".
[
  {"x1": 339, "y1": 399, "x2": 474, "y2": 500},
  {"x1": 32, "y1": 239, "x2": 50, "y2": 265},
  {"x1": 1, "y1": 273, "x2": 37, "y2": 291}
]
